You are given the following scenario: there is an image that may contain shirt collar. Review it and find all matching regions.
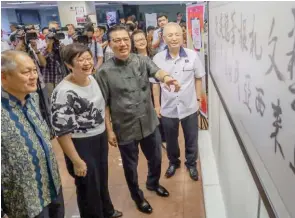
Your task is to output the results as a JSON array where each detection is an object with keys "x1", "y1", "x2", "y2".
[
  {"x1": 165, "y1": 46, "x2": 187, "y2": 60},
  {"x1": 1, "y1": 88, "x2": 32, "y2": 108},
  {"x1": 112, "y1": 53, "x2": 134, "y2": 66}
]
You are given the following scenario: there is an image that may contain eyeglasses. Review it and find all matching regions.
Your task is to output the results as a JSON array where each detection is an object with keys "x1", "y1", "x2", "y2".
[
  {"x1": 134, "y1": 38, "x2": 146, "y2": 43},
  {"x1": 112, "y1": 37, "x2": 130, "y2": 44},
  {"x1": 76, "y1": 57, "x2": 93, "y2": 64}
]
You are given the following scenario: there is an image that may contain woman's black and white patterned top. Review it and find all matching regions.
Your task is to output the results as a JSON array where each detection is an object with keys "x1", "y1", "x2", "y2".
[{"x1": 51, "y1": 75, "x2": 105, "y2": 138}]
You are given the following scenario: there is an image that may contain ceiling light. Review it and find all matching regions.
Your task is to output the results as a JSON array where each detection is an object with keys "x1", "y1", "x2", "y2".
[
  {"x1": 40, "y1": 4, "x2": 57, "y2": 7},
  {"x1": 6, "y1": 2, "x2": 36, "y2": 5}
]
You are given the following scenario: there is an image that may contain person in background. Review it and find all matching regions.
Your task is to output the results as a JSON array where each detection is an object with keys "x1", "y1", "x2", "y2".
[
  {"x1": 96, "y1": 25, "x2": 108, "y2": 48},
  {"x1": 86, "y1": 26, "x2": 104, "y2": 69},
  {"x1": 126, "y1": 22, "x2": 136, "y2": 35},
  {"x1": 152, "y1": 14, "x2": 168, "y2": 53},
  {"x1": 42, "y1": 21, "x2": 64, "y2": 98},
  {"x1": 48, "y1": 21, "x2": 59, "y2": 31},
  {"x1": 103, "y1": 43, "x2": 115, "y2": 62},
  {"x1": 1, "y1": 30, "x2": 11, "y2": 52},
  {"x1": 119, "y1": 16, "x2": 126, "y2": 24},
  {"x1": 62, "y1": 24, "x2": 75, "y2": 46},
  {"x1": 42, "y1": 27, "x2": 49, "y2": 36},
  {"x1": 131, "y1": 29, "x2": 149, "y2": 57},
  {"x1": 180, "y1": 22, "x2": 187, "y2": 48},
  {"x1": 175, "y1": 12, "x2": 185, "y2": 25},
  {"x1": 8, "y1": 23, "x2": 18, "y2": 44},
  {"x1": 40, "y1": 27, "x2": 49, "y2": 40},
  {"x1": 1, "y1": 50, "x2": 64, "y2": 218},
  {"x1": 51, "y1": 43, "x2": 122, "y2": 218},
  {"x1": 95, "y1": 25, "x2": 181, "y2": 214},
  {"x1": 153, "y1": 22, "x2": 205, "y2": 181},
  {"x1": 146, "y1": 26, "x2": 155, "y2": 57},
  {"x1": 131, "y1": 29, "x2": 167, "y2": 149}
]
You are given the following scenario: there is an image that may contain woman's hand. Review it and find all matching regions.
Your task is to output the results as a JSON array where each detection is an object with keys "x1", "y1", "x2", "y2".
[
  {"x1": 108, "y1": 131, "x2": 118, "y2": 147},
  {"x1": 73, "y1": 159, "x2": 87, "y2": 177}
]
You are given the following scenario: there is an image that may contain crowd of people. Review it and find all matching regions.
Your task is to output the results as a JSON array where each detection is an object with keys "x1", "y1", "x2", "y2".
[{"x1": 1, "y1": 11, "x2": 205, "y2": 218}]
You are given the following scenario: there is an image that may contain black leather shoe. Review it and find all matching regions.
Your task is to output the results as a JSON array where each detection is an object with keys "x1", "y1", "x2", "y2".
[
  {"x1": 188, "y1": 167, "x2": 199, "y2": 181},
  {"x1": 146, "y1": 185, "x2": 170, "y2": 197},
  {"x1": 165, "y1": 164, "x2": 180, "y2": 178},
  {"x1": 136, "y1": 199, "x2": 153, "y2": 214},
  {"x1": 108, "y1": 209, "x2": 123, "y2": 218}
]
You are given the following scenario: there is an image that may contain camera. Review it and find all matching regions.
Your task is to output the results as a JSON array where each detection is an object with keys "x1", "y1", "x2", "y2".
[
  {"x1": 11, "y1": 25, "x2": 38, "y2": 44},
  {"x1": 72, "y1": 28, "x2": 89, "y2": 45},
  {"x1": 46, "y1": 27, "x2": 68, "y2": 41}
]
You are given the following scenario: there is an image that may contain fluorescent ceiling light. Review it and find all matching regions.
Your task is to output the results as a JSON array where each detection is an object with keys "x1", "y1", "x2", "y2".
[
  {"x1": 6, "y1": 2, "x2": 36, "y2": 5},
  {"x1": 95, "y1": 3, "x2": 109, "y2": 5},
  {"x1": 40, "y1": 4, "x2": 57, "y2": 7}
]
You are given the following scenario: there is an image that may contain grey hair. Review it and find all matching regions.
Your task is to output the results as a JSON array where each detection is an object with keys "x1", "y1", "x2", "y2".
[
  {"x1": 1, "y1": 50, "x2": 29, "y2": 74},
  {"x1": 163, "y1": 22, "x2": 183, "y2": 37}
]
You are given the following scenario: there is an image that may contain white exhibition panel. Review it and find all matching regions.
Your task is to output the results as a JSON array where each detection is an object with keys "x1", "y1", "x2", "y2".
[{"x1": 209, "y1": 2, "x2": 295, "y2": 218}]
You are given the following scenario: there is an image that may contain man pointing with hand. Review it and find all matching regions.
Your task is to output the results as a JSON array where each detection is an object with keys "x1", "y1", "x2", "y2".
[{"x1": 95, "y1": 25, "x2": 180, "y2": 215}]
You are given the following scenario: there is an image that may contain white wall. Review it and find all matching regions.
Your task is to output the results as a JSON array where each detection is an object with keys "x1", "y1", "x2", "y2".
[
  {"x1": 208, "y1": 75, "x2": 270, "y2": 218},
  {"x1": 1, "y1": 9, "x2": 18, "y2": 33}
]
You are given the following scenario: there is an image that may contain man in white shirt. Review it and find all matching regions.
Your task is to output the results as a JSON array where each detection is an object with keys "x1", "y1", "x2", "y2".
[
  {"x1": 152, "y1": 14, "x2": 168, "y2": 53},
  {"x1": 153, "y1": 22, "x2": 206, "y2": 181},
  {"x1": 62, "y1": 24, "x2": 75, "y2": 46}
]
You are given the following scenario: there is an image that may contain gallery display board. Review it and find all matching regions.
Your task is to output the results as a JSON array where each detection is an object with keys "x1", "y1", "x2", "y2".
[
  {"x1": 186, "y1": 3, "x2": 208, "y2": 116},
  {"x1": 208, "y1": 2, "x2": 295, "y2": 217}
]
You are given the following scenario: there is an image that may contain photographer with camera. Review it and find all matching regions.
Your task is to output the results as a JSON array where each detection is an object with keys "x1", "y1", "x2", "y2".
[
  {"x1": 42, "y1": 21, "x2": 67, "y2": 97},
  {"x1": 152, "y1": 14, "x2": 169, "y2": 53},
  {"x1": 62, "y1": 24, "x2": 75, "y2": 46}
]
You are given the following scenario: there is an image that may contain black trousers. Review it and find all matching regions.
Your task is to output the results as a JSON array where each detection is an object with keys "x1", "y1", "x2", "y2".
[
  {"x1": 65, "y1": 131, "x2": 114, "y2": 218},
  {"x1": 35, "y1": 187, "x2": 64, "y2": 218},
  {"x1": 161, "y1": 112, "x2": 199, "y2": 168},
  {"x1": 150, "y1": 84, "x2": 166, "y2": 143},
  {"x1": 118, "y1": 128, "x2": 162, "y2": 203}
]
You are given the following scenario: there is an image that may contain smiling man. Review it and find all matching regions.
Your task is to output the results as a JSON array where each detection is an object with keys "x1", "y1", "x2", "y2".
[
  {"x1": 95, "y1": 25, "x2": 181, "y2": 214},
  {"x1": 153, "y1": 22, "x2": 206, "y2": 181},
  {"x1": 1, "y1": 50, "x2": 64, "y2": 218}
]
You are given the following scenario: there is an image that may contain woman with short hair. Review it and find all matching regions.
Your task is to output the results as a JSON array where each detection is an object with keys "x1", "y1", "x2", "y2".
[{"x1": 51, "y1": 43, "x2": 122, "y2": 218}]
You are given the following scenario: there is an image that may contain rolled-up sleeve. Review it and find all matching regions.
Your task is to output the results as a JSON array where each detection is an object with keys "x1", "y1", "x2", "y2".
[
  {"x1": 94, "y1": 68, "x2": 110, "y2": 105},
  {"x1": 193, "y1": 53, "x2": 206, "y2": 78}
]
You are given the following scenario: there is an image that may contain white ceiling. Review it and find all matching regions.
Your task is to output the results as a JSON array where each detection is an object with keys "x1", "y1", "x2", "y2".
[{"x1": 1, "y1": 1, "x2": 192, "y2": 9}]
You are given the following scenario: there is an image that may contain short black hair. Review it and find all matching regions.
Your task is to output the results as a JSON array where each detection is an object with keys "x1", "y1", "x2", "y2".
[
  {"x1": 42, "y1": 27, "x2": 49, "y2": 33},
  {"x1": 177, "y1": 12, "x2": 182, "y2": 16},
  {"x1": 107, "y1": 24, "x2": 130, "y2": 42},
  {"x1": 97, "y1": 25, "x2": 106, "y2": 33},
  {"x1": 157, "y1": 13, "x2": 168, "y2": 20},
  {"x1": 126, "y1": 23, "x2": 136, "y2": 32},
  {"x1": 66, "y1": 24, "x2": 75, "y2": 29},
  {"x1": 147, "y1": 26, "x2": 155, "y2": 32},
  {"x1": 61, "y1": 43, "x2": 92, "y2": 66},
  {"x1": 86, "y1": 26, "x2": 94, "y2": 33}
]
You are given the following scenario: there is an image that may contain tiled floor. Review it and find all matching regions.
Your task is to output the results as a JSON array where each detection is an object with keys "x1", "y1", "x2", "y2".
[{"x1": 52, "y1": 127, "x2": 206, "y2": 218}]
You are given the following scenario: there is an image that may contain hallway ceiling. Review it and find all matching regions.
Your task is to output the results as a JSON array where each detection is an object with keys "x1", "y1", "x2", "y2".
[{"x1": 1, "y1": 1, "x2": 194, "y2": 9}]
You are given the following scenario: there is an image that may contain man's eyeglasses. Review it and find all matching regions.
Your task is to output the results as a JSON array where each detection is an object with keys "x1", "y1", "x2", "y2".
[{"x1": 112, "y1": 38, "x2": 130, "y2": 44}]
